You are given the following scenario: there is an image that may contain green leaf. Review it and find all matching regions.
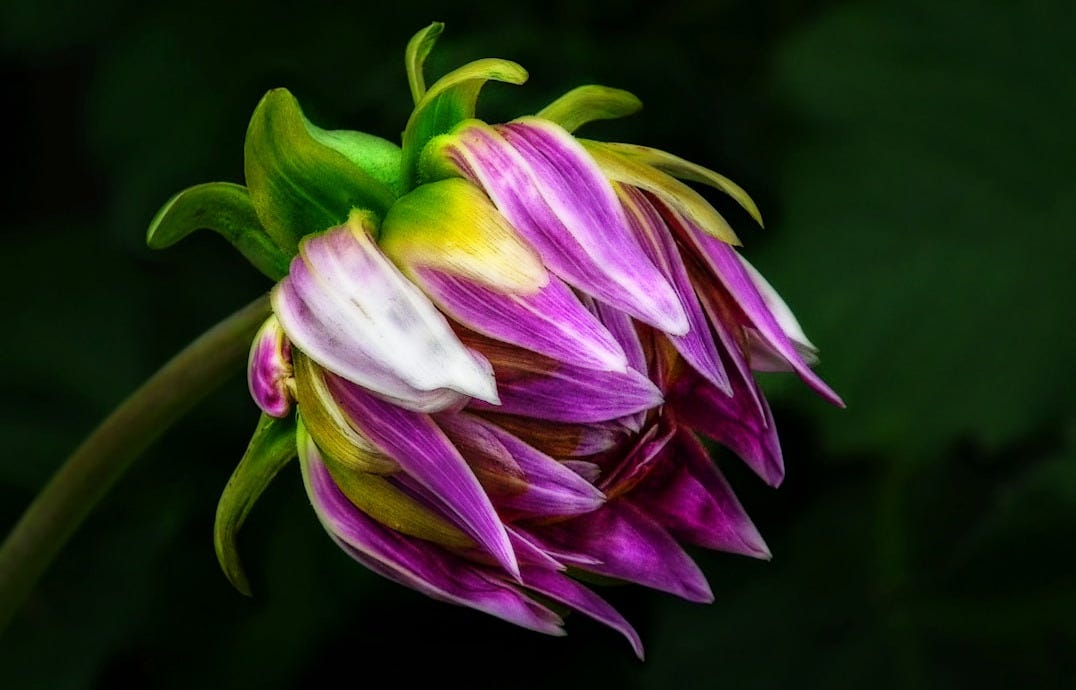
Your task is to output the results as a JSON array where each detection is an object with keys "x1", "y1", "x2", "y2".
[
  {"x1": 243, "y1": 88, "x2": 397, "y2": 252},
  {"x1": 146, "y1": 182, "x2": 291, "y2": 280},
  {"x1": 405, "y1": 22, "x2": 444, "y2": 105},
  {"x1": 401, "y1": 58, "x2": 528, "y2": 187},
  {"x1": 536, "y1": 85, "x2": 643, "y2": 134},
  {"x1": 214, "y1": 413, "x2": 298, "y2": 596}
]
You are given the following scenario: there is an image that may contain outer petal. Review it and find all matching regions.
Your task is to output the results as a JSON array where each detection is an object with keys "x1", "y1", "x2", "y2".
[
  {"x1": 300, "y1": 439, "x2": 562, "y2": 634},
  {"x1": 271, "y1": 215, "x2": 498, "y2": 412},
  {"x1": 632, "y1": 430, "x2": 770, "y2": 558},
  {"x1": 325, "y1": 372, "x2": 519, "y2": 579},
  {"x1": 439, "y1": 119, "x2": 689, "y2": 335},
  {"x1": 736, "y1": 253, "x2": 820, "y2": 371},
  {"x1": 521, "y1": 567, "x2": 644, "y2": 660},
  {"x1": 247, "y1": 315, "x2": 294, "y2": 418},
  {"x1": 661, "y1": 200, "x2": 844, "y2": 407},
  {"x1": 416, "y1": 267, "x2": 629, "y2": 372},
  {"x1": 467, "y1": 359, "x2": 663, "y2": 424},
  {"x1": 439, "y1": 413, "x2": 606, "y2": 519},
  {"x1": 528, "y1": 502, "x2": 714, "y2": 603},
  {"x1": 618, "y1": 184, "x2": 732, "y2": 395}
]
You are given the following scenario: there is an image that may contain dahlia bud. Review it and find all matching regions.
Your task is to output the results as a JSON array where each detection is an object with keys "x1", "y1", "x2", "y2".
[{"x1": 149, "y1": 21, "x2": 842, "y2": 658}]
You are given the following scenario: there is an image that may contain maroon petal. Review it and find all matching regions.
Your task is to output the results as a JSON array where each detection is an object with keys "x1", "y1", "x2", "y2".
[{"x1": 632, "y1": 430, "x2": 770, "y2": 558}]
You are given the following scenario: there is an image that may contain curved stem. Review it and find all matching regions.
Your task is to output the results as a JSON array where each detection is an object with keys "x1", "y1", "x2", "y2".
[{"x1": 0, "y1": 295, "x2": 271, "y2": 632}]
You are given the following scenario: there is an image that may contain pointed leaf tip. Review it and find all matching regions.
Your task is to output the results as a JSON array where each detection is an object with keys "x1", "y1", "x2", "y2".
[
  {"x1": 214, "y1": 413, "x2": 297, "y2": 596},
  {"x1": 146, "y1": 182, "x2": 291, "y2": 280},
  {"x1": 406, "y1": 22, "x2": 445, "y2": 105},
  {"x1": 402, "y1": 58, "x2": 528, "y2": 187},
  {"x1": 537, "y1": 85, "x2": 643, "y2": 134}
]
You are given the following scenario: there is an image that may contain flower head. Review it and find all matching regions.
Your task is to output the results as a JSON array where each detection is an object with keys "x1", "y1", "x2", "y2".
[{"x1": 149, "y1": 23, "x2": 842, "y2": 658}]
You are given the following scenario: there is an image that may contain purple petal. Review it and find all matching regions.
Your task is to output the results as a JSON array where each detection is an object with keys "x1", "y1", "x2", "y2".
[
  {"x1": 247, "y1": 315, "x2": 293, "y2": 417},
  {"x1": 632, "y1": 430, "x2": 770, "y2": 558},
  {"x1": 300, "y1": 441, "x2": 562, "y2": 633},
  {"x1": 439, "y1": 413, "x2": 606, "y2": 519},
  {"x1": 599, "y1": 422, "x2": 676, "y2": 496},
  {"x1": 521, "y1": 567, "x2": 644, "y2": 659},
  {"x1": 669, "y1": 360, "x2": 784, "y2": 488},
  {"x1": 325, "y1": 373, "x2": 519, "y2": 578},
  {"x1": 468, "y1": 359, "x2": 663, "y2": 424},
  {"x1": 443, "y1": 119, "x2": 688, "y2": 334},
  {"x1": 663, "y1": 203, "x2": 843, "y2": 406},
  {"x1": 271, "y1": 220, "x2": 498, "y2": 411},
  {"x1": 416, "y1": 267, "x2": 629, "y2": 372},
  {"x1": 619, "y1": 184, "x2": 732, "y2": 395},
  {"x1": 578, "y1": 295, "x2": 646, "y2": 375},
  {"x1": 529, "y1": 502, "x2": 713, "y2": 603}
]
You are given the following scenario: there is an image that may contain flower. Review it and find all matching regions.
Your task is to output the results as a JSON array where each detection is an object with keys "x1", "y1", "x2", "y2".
[{"x1": 150, "y1": 23, "x2": 841, "y2": 658}]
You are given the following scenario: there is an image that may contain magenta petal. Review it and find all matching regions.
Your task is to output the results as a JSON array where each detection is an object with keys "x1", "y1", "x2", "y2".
[
  {"x1": 439, "y1": 413, "x2": 606, "y2": 519},
  {"x1": 530, "y1": 502, "x2": 713, "y2": 603},
  {"x1": 416, "y1": 267, "x2": 629, "y2": 372},
  {"x1": 325, "y1": 373, "x2": 519, "y2": 579},
  {"x1": 446, "y1": 120, "x2": 688, "y2": 334},
  {"x1": 301, "y1": 450, "x2": 562, "y2": 634},
  {"x1": 468, "y1": 361, "x2": 663, "y2": 424},
  {"x1": 633, "y1": 431, "x2": 770, "y2": 558},
  {"x1": 247, "y1": 315, "x2": 293, "y2": 418},
  {"x1": 620, "y1": 185, "x2": 732, "y2": 395},
  {"x1": 272, "y1": 224, "x2": 498, "y2": 411},
  {"x1": 521, "y1": 567, "x2": 644, "y2": 660},
  {"x1": 669, "y1": 361, "x2": 784, "y2": 487},
  {"x1": 670, "y1": 208, "x2": 843, "y2": 406}
]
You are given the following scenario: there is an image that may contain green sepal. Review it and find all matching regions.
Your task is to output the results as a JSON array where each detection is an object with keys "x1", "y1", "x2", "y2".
[
  {"x1": 243, "y1": 88, "x2": 397, "y2": 252},
  {"x1": 214, "y1": 412, "x2": 298, "y2": 596},
  {"x1": 309, "y1": 128, "x2": 406, "y2": 198},
  {"x1": 402, "y1": 58, "x2": 528, "y2": 187},
  {"x1": 536, "y1": 85, "x2": 643, "y2": 134},
  {"x1": 146, "y1": 182, "x2": 291, "y2": 281},
  {"x1": 405, "y1": 22, "x2": 445, "y2": 105}
]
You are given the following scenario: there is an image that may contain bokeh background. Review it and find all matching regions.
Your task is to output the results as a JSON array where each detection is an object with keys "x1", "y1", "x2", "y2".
[{"x1": 3, "y1": 0, "x2": 1074, "y2": 687}]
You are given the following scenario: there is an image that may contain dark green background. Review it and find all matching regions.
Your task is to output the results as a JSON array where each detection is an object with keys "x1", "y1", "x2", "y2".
[{"x1": 3, "y1": 0, "x2": 1074, "y2": 687}]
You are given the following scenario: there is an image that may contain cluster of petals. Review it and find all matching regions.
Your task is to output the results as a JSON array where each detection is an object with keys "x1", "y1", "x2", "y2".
[{"x1": 247, "y1": 113, "x2": 841, "y2": 657}]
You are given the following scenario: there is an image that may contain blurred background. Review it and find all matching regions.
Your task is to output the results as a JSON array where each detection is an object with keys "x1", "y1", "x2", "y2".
[{"x1": 2, "y1": 0, "x2": 1074, "y2": 687}]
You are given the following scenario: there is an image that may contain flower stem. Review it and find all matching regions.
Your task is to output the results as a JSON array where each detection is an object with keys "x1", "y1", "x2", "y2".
[{"x1": 0, "y1": 295, "x2": 271, "y2": 633}]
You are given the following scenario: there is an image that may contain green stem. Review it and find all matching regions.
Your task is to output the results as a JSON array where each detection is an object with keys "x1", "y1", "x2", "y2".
[{"x1": 0, "y1": 295, "x2": 271, "y2": 633}]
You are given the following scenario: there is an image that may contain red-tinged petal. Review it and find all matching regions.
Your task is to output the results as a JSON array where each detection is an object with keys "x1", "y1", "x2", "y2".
[
  {"x1": 669, "y1": 361, "x2": 785, "y2": 488},
  {"x1": 528, "y1": 502, "x2": 713, "y2": 603},
  {"x1": 619, "y1": 184, "x2": 732, "y2": 395},
  {"x1": 325, "y1": 373, "x2": 519, "y2": 579},
  {"x1": 416, "y1": 267, "x2": 629, "y2": 372},
  {"x1": 271, "y1": 217, "x2": 498, "y2": 411},
  {"x1": 247, "y1": 315, "x2": 293, "y2": 418},
  {"x1": 521, "y1": 567, "x2": 644, "y2": 660},
  {"x1": 439, "y1": 413, "x2": 606, "y2": 519},
  {"x1": 632, "y1": 430, "x2": 770, "y2": 559},
  {"x1": 300, "y1": 441, "x2": 562, "y2": 634},
  {"x1": 441, "y1": 119, "x2": 688, "y2": 334}
]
